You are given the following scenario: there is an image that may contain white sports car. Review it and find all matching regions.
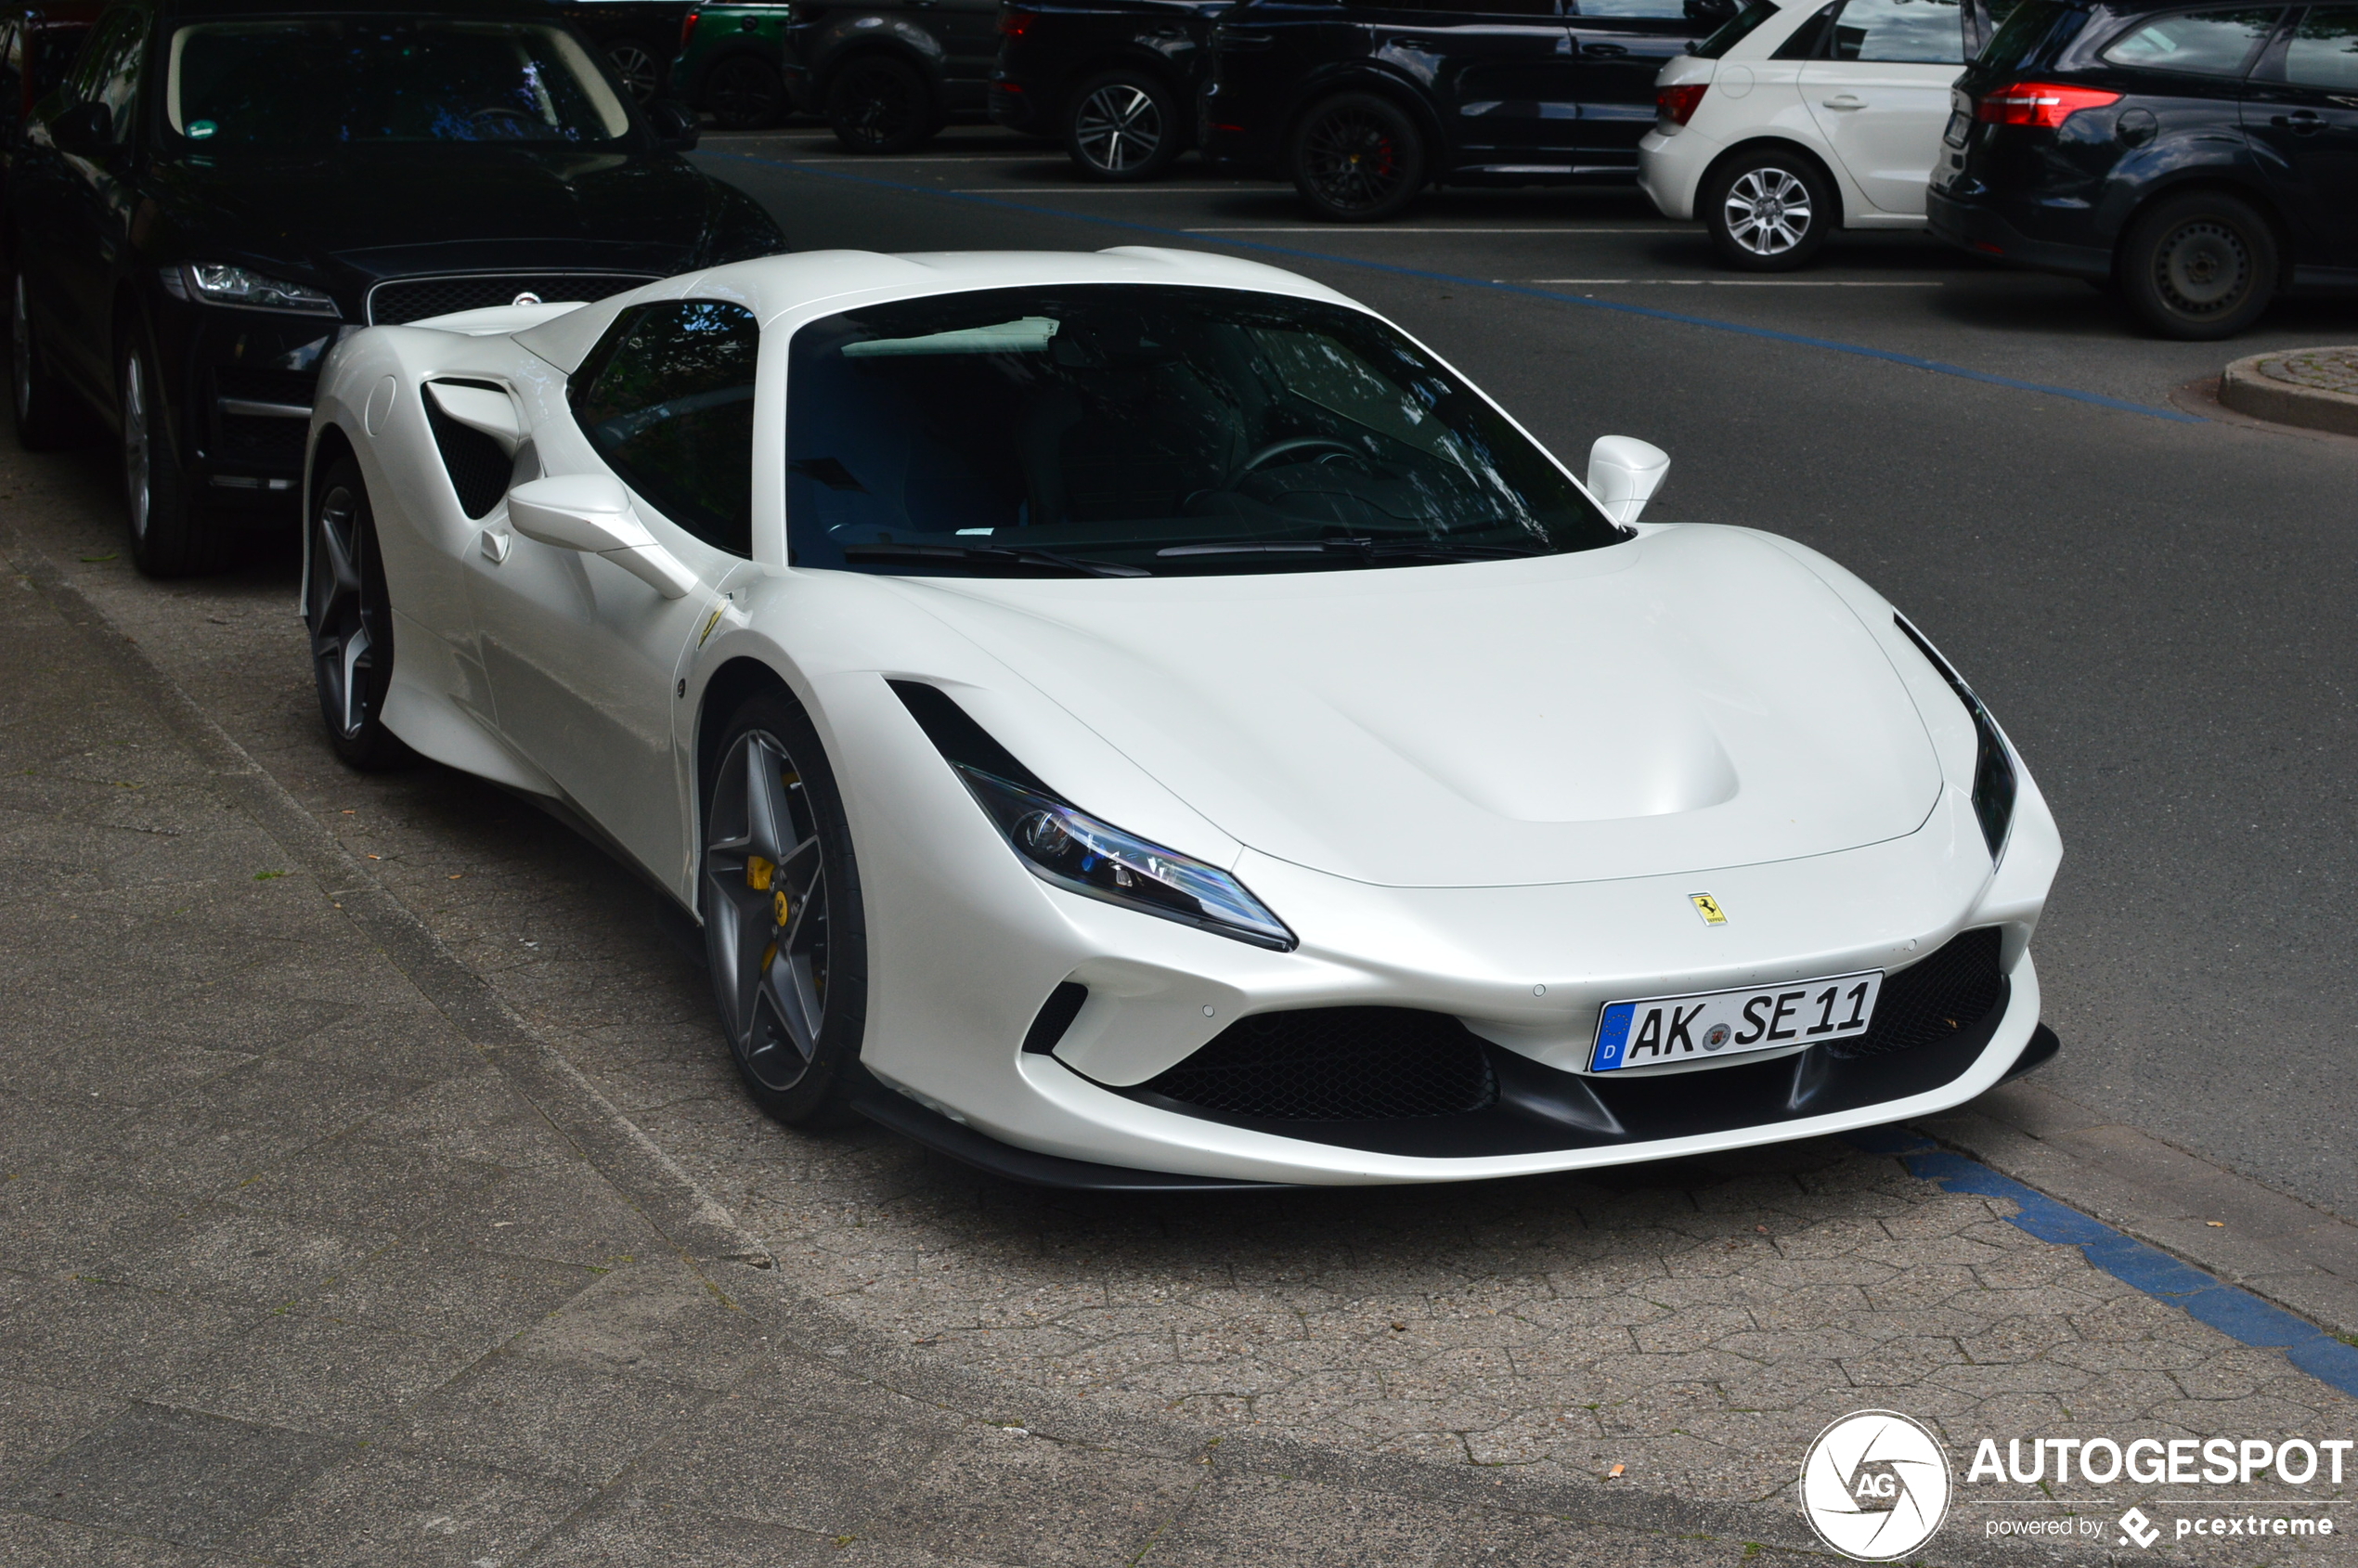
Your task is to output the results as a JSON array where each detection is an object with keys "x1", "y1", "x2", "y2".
[{"x1": 304, "y1": 247, "x2": 2060, "y2": 1190}]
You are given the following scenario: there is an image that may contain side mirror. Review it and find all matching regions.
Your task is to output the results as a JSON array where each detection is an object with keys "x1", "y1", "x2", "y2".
[
  {"x1": 1585, "y1": 435, "x2": 1671, "y2": 525},
  {"x1": 48, "y1": 99, "x2": 113, "y2": 158},
  {"x1": 646, "y1": 98, "x2": 700, "y2": 151},
  {"x1": 506, "y1": 473, "x2": 699, "y2": 598}
]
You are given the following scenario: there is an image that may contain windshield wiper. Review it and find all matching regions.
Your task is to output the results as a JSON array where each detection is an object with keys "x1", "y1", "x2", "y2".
[{"x1": 840, "y1": 543, "x2": 1150, "y2": 579}]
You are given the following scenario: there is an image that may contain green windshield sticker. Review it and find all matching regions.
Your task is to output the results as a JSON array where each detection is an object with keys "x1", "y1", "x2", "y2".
[
  {"x1": 188, "y1": 119, "x2": 217, "y2": 139},
  {"x1": 843, "y1": 317, "x2": 1059, "y2": 358}
]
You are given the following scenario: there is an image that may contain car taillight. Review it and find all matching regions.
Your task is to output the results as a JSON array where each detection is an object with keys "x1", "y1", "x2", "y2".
[
  {"x1": 681, "y1": 9, "x2": 700, "y2": 46},
  {"x1": 1975, "y1": 81, "x2": 2120, "y2": 128},
  {"x1": 1656, "y1": 84, "x2": 1707, "y2": 126},
  {"x1": 998, "y1": 5, "x2": 1034, "y2": 36}
]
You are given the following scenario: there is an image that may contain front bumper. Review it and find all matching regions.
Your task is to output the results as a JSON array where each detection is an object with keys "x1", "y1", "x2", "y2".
[
  {"x1": 152, "y1": 292, "x2": 342, "y2": 508},
  {"x1": 1925, "y1": 186, "x2": 2112, "y2": 279}
]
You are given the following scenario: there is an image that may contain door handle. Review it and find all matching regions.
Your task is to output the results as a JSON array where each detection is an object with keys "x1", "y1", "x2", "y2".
[
  {"x1": 1580, "y1": 42, "x2": 1628, "y2": 56},
  {"x1": 2271, "y1": 109, "x2": 2324, "y2": 133},
  {"x1": 1822, "y1": 94, "x2": 1865, "y2": 109}
]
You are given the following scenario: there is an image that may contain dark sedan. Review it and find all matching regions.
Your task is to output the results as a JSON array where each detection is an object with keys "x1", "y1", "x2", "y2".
[
  {"x1": 6, "y1": 0, "x2": 783, "y2": 576},
  {"x1": 991, "y1": 0, "x2": 1233, "y2": 179}
]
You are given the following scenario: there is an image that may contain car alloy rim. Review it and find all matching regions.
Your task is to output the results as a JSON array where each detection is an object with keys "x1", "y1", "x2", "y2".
[
  {"x1": 840, "y1": 62, "x2": 918, "y2": 148},
  {"x1": 710, "y1": 58, "x2": 778, "y2": 126},
  {"x1": 309, "y1": 484, "x2": 381, "y2": 742},
  {"x1": 606, "y1": 42, "x2": 660, "y2": 101},
  {"x1": 2155, "y1": 219, "x2": 2248, "y2": 316},
  {"x1": 705, "y1": 730, "x2": 831, "y2": 1092},
  {"x1": 1075, "y1": 84, "x2": 1162, "y2": 173},
  {"x1": 11, "y1": 276, "x2": 31, "y2": 421},
  {"x1": 122, "y1": 352, "x2": 151, "y2": 540},
  {"x1": 1302, "y1": 108, "x2": 1404, "y2": 211},
  {"x1": 1723, "y1": 167, "x2": 1813, "y2": 256}
]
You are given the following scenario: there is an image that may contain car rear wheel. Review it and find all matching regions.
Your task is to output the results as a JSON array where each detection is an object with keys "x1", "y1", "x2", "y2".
[
  {"x1": 305, "y1": 457, "x2": 414, "y2": 771},
  {"x1": 120, "y1": 336, "x2": 224, "y2": 577},
  {"x1": 1289, "y1": 93, "x2": 1427, "y2": 222},
  {"x1": 11, "y1": 269, "x2": 79, "y2": 451},
  {"x1": 1704, "y1": 149, "x2": 1832, "y2": 270},
  {"x1": 604, "y1": 37, "x2": 664, "y2": 102},
  {"x1": 826, "y1": 55, "x2": 934, "y2": 154},
  {"x1": 706, "y1": 54, "x2": 789, "y2": 131},
  {"x1": 701, "y1": 687, "x2": 870, "y2": 1127},
  {"x1": 2119, "y1": 191, "x2": 2277, "y2": 341},
  {"x1": 1065, "y1": 71, "x2": 1180, "y2": 181}
]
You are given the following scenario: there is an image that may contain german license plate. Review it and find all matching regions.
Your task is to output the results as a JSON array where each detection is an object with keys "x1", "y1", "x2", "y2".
[
  {"x1": 1588, "y1": 970, "x2": 1885, "y2": 1072},
  {"x1": 1942, "y1": 109, "x2": 1971, "y2": 147}
]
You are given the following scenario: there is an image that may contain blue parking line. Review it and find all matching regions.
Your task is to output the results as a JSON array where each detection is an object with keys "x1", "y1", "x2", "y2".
[
  {"x1": 709, "y1": 153, "x2": 2206, "y2": 426},
  {"x1": 1846, "y1": 1126, "x2": 2358, "y2": 1399}
]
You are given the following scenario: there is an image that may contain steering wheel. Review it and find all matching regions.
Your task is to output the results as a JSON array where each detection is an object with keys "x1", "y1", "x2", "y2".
[
  {"x1": 1236, "y1": 435, "x2": 1365, "y2": 474},
  {"x1": 472, "y1": 106, "x2": 539, "y2": 131}
]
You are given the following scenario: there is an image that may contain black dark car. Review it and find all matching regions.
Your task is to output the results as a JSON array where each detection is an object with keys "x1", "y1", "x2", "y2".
[
  {"x1": 991, "y1": 0, "x2": 1233, "y2": 179},
  {"x1": 1, "y1": 3, "x2": 99, "y2": 205},
  {"x1": 555, "y1": 0, "x2": 698, "y2": 100},
  {"x1": 6, "y1": 0, "x2": 782, "y2": 576},
  {"x1": 1929, "y1": 0, "x2": 2358, "y2": 337},
  {"x1": 1199, "y1": 0, "x2": 1736, "y2": 220},
  {"x1": 787, "y1": 0, "x2": 1002, "y2": 151}
]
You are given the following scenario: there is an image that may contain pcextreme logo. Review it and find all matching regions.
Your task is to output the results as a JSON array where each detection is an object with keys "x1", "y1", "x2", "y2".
[{"x1": 1799, "y1": 1410, "x2": 1954, "y2": 1561}]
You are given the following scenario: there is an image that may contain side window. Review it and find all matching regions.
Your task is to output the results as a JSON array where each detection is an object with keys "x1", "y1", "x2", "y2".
[
  {"x1": 1344, "y1": 0, "x2": 1560, "y2": 15},
  {"x1": 1772, "y1": 0, "x2": 1843, "y2": 56},
  {"x1": 1829, "y1": 0, "x2": 1964, "y2": 59},
  {"x1": 571, "y1": 300, "x2": 760, "y2": 558},
  {"x1": 1574, "y1": 0, "x2": 1710, "y2": 19},
  {"x1": 30, "y1": 23, "x2": 96, "y2": 100},
  {"x1": 68, "y1": 7, "x2": 143, "y2": 139},
  {"x1": 2100, "y1": 6, "x2": 2284, "y2": 72},
  {"x1": 0, "y1": 25, "x2": 21, "y2": 134},
  {"x1": 2282, "y1": 3, "x2": 2358, "y2": 86}
]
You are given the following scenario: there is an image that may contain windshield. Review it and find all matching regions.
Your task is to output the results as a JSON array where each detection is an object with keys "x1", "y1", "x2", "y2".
[
  {"x1": 1692, "y1": 0, "x2": 1783, "y2": 56},
  {"x1": 786, "y1": 285, "x2": 1626, "y2": 578},
  {"x1": 164, "y1": 19, "x2": 633, "y2": 149}
]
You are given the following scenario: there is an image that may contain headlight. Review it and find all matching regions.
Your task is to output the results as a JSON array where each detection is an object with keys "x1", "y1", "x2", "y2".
[
  {"x1": 1895, "y1": 615, "x2": 2017, "y2": 862},
  {"x1": 172, "y1": 264, "x2": 339, "y2": 316},
  {"x1": 891, "y1": 680, "x2": 1295, "y2": 951}
]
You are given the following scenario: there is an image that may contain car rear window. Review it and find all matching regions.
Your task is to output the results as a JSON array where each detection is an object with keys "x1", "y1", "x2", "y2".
[
  {"x1": 2283, "y1": 4, "x2": 2358, "y2": 87},
  {"x1": 2099, "y1": 5, "x2": 2283, "y2": 72},
  {"x1": 1692, "y1": 0, "x2": 1782, "y2": 56},
  {"x1": 1976, "y1": 0, "x2": 2087, "y2": 64}
]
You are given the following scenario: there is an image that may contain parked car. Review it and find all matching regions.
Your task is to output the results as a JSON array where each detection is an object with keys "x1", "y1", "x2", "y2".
[
  {"x1": 1198, "y1": 0, "x2": 1741, "y2": 221},
  {"x1": 0, "y1": 2, "x2": 102, "y2": 208},
  {"x1": 991, "y1": 0, "x2": 1234, "y2": 179},
  {"x1": 303, "y1": 244, "x2": 2060, "y2": 1186},
  {"x1": 6, "y1": 0, "x2": 783, "y2": 577},
  {"x1": 1639, "y1": 0, "x2": 1979, "y2": 269},
  {"x1": 673, "y1": 1, "x2": 796, "y2": 128},
  {"x1": 1931, "y1": 0, "x2": 2358, "y2": 338},
  {"x1": 557, "y1": 0, "x2": 698, "y2": 100},
  {"x1": 788, "y1": 0, "x2": 1001, "y2": 151}
]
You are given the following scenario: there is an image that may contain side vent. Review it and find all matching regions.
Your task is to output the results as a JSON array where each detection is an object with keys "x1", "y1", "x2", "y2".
[
  {"x1": 423, "y1": 380, "x2": 513, "y2": 520},
  {"x1": 1022, "y1": 981, "x2": 1089, "y2": 1055}
]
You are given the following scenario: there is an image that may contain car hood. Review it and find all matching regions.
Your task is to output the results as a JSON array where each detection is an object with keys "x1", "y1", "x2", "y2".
[
  {"x1": 884, "y1": 526, "x2": 1942, "y2": 888},
  {"x1": 148, "y1": 147, "x2": 719, "y2": 279}
]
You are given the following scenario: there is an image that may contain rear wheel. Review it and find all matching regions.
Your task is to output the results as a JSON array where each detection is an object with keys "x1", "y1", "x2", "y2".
[
  {"x1": 701, "y1": 687, "x2": 870, "y2": 1127},
  {"x1": 1065, "y1": 70, "x2": 1180, "y2": 181},
  {"x1": 120, "y1": 335, "x2": 224, "y2": 577},
  {"x1": 2118, "y1": 191, "x2": 2276, "y2": 341},
  {"x1": 1289, "y1": 93, "x2": 1426, "y2": 222},
  {"x1": 305, "y1": 457, "x2": 413, "y2": 771},
  {"x1": 706, "y1": 54, "x2": 788, "y2": 131},
  {"x1": 1704, "y1": 148, "x2": 1833, "y2": 270},
  {"x1": 604, "y1": 36, "x2": 664, "y2": 102},
  {"x1": 825, "y1": 55, "x2": 934, "y2": 153}
]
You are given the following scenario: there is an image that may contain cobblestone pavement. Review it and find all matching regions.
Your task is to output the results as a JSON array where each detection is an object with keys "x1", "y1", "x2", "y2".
[
  {"x1": 2254, "y1": 349, "x2": 2358, "y2": 395},
  {"x1": 6, "y1": 435, "x2": 2357, "y2": 1562}
]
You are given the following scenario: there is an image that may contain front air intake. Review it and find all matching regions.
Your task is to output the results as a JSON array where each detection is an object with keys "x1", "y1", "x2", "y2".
[
  {"x1": 1138, "y1": 1007, "x2": 1497, "y2": 1121},
  {"x1": 1828, "y1": 927, "x2": 2005, "y2": 1059}
]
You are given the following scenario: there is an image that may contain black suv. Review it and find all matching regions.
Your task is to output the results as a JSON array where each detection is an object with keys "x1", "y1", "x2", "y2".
[
  {"x1": 991, "y1": 0, "x2": 1233, "y2": 179},
  {"x1": 7, "y1": 0, "x2": 781, "y2": 575},
  {"x1": 1200, "y1": 0, "x2": 1736, "y2": 220},
  {"x1": 788, "y1": 0, "x2": 1002, "y2": 151},
  {"x1": 1930, "y1": 0, "x2": 2358, "y2": 337}
]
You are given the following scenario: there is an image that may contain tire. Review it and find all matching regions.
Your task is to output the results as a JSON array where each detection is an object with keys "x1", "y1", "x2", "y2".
[
  {"x1": 604, "y1": 36, "x2": 664, "y2": 103},
  {"x1": 1704, "y1": 148, "x2": 1833, "y2": 271},
  {"x1": 1064, "y1": 70, "x2": 1181, "y2": 181},
  {"x1": 706, "y1": 54, "x2": 788, "y2": 131},
  {"x1": 1289, "y1": 92, "x2": 1427, "y2": 222},
  {"x1": 700, "y1": 686, "x2": 870, "y2": 1128},
  {"x1": 2118, "y1": 191, "x2": 2277, "y2": 341},
  {"x1": 120, "y1": 333, "x2": 225, "y2": 577},
  {"x1": 824, "y1": 54, "x2": 935, "y2": 154},
  {"x1": 11, "y1": 268, "x2": 80, "y2": 451},
  {"x1": 305, "y1": 457, "x2": 414, "y2": 771}
]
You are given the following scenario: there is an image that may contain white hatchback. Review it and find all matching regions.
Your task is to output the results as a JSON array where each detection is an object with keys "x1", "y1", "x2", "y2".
[{"x1": 1638, "y1": 0, "x2": 1974, "y2": 268}]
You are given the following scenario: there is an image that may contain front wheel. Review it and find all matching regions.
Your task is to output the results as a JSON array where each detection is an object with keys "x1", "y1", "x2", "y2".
[
  {"x1": 1704, "y1": 149, "x2": 1833, "y2": 271},
  {"x1": 305, "y1": 457, "x2": 414, "y2": 771},
  {"x1": 701, "y1": 688, "x2": 870, "y2": 1126},
  {"x1": 1289, "y1": 93, "x2": 1427, "y2": 222},
  {"x1": 2118, "y1": 192, "x2": 2277, "y2": 341},
  {"x1": 12, "y1": 269, "x2": 80, "y2": 451},
  {"x1": 706, "y1": 54, "x2": 788, "y2": 131},
  {"x1": 1065, "y1": 71, "x2": 1180, "y2": 181},
  {"x1": 121, "y1": 334, "x2": 224, "y2": 577},
  {"x1": 604, "y1": 37, "x2": 664, "y2": 102},
  {"x1": 825, "y1": 55, "x2": 935, "y2": 154}
]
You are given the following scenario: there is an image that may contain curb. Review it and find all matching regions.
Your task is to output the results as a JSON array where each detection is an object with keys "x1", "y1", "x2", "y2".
[{"x1": 2219, "y1": 346, "x2": 2358, "y2": 437}]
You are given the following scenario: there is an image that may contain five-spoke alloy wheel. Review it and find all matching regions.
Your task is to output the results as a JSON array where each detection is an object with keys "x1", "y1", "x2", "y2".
[
  {"x1": 1066, "y1": 71, "x2": 1179, "y2": 181},
  {"x1": 702, "y1": 689, "x2": 868, "y2": 1125},
  {"x1": 305, "y1": 458, "x2": 412, "y2": 770},
  {"x1": 1705, "y1": 151, "x2": 1832, "y2": 271},
  {"x1": 119, "y1": 334, "x2": 220, "y2": 577}
]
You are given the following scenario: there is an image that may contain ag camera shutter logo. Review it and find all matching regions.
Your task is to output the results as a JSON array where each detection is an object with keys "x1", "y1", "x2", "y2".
[{"x1": 1799, "y1": 1410, "x2": 1953, "y2": 1561}]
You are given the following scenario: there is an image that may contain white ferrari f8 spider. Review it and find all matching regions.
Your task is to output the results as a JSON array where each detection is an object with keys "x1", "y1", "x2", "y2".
[{"x1": 304, "y1": 247, "x2": 2060, "y2": 1189}]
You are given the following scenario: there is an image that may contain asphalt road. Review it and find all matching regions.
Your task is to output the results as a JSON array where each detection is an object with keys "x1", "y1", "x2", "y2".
[{"x1": 693, "y1": 126, "x2": 2358, "y2": 1218}]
